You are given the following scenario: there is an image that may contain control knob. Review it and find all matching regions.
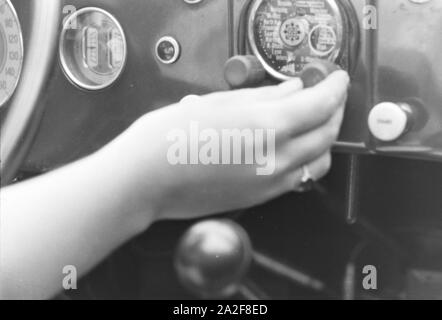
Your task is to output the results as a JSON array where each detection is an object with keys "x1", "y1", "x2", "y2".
[
  {"x1": 174, "y1": 220, "x2": 253, "y2": 298},
  {"x1": 368, "y1": 102, "x2": 414, "y2": 142},
  {"x1": 224, "y1": 55, "x2": 266, "y2": 88},
  {"x1": 299, "y1": 60, "x2": 341, "y2": 88}
]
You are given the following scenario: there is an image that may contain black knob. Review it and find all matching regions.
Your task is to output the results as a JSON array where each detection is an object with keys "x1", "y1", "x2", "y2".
[
  {"x1": 224, "y1": 55, "x2": 266, "y2": 88},
  {"x1": 300, "y1": 60, "x2": 341, "y2": 88},
  {"x1": 174, "y1": 220, "x2": 252, "y2": 298}
]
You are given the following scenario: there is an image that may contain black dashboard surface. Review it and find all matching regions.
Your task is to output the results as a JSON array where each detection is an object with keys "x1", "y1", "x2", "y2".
[
  {"x1": 18, "y1": 0, "x2": 230, "y2": 171},
  {"x1": 11, "y1": 0, "x2": 441, "y2": 172}
]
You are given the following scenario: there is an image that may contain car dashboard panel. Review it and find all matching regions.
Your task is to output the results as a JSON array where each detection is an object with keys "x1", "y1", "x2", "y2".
[
  {"x1": 0, "y1": 0, "x2": 440, "y2": 171},
  {"x1": 10, "y1": 0, "x2": 231, "y2": 170},
  {"x1": 3, "y1": 0, "x2": 442, "y2": 301}
]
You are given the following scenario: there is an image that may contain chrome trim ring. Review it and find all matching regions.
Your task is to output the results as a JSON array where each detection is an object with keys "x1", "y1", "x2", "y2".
[
  {"x1": 183, "y1": 0, "x2": 203, "y2": 4},
  {"x1": 155, "y1": 36, "x2": 181, "y2": 65},
  {"x1": 247, "y1": 0, "x2": 345, "y2": 81},
  {"x1": 0, "y1": 0, "x2": 24, "y2": 107},
  {"x1": 59, "y1": 7, "x2": 127, "y2": 91}
]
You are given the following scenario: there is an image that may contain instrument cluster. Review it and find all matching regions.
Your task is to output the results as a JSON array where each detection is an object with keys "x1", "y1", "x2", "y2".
[
  {"x1": 0, "y1": 0, "x2": 23, "y2": 108},
  {"x1": 248, "y1": 0, "x2": 347, "y2": 80},
  {"x1": 236, "y1": 0, "x2": 442, "y2": 161},
  {"x1": 59, "y1": 7, "x2": 127, "y2": 90},
  {"x1": 2, "y1": 0, "x2": 441, "y2": 171}
]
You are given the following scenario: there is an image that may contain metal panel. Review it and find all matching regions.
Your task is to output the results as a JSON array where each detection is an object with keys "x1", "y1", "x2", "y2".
[
  {"x1": 24, "y1": 0, "x2": 230, "y2": 170},
  {"x1": 372, "y1": 0, "x2": 442, "y2": 160},
  {"x1": 22, "y1": 0, "x2": 442, "y2": 169}
]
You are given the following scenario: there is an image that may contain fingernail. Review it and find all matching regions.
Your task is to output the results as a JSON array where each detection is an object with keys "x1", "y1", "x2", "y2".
[
  {"x1": 336, "y1": 70, "x2": 350, "y2": 84},
  {"x1": 280, "y1": 77, "x2": 304, "y2": 90},
  {"x1": 291, "y1": 78, "x2": 304, "y2": 89}
]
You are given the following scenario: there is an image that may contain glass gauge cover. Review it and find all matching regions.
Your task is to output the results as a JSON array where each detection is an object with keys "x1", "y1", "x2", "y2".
[
  {"x1": 248, "y1": 0, "x2": 344, "y2": 81},
  {"x1": 0, "y1": 0, "x2": 24, "y2": 107},
  {"x1": 60, "y1": 7, "x2": 127, "y2": 90}
]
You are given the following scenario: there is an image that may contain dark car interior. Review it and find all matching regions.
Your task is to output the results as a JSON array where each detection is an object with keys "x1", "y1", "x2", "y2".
[{"x1": 1, "y1": 0, "x2": 442, "y2": 299}]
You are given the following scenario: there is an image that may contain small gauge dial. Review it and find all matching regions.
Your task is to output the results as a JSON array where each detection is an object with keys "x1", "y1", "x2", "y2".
[
  {"x1": 0, "y1": 0, "x2": 24, "y2": 107},
  {"x1": 248, "y1": 0, "x2": 344, "y2": 81},
  {"x1": 59, "y1": 7, "x2": 127, "y2": 90}
]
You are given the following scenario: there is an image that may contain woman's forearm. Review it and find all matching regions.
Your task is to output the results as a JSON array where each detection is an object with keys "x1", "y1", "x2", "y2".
[
  {"x1": 0, "y1": 71, "x2": 349, "y2": 299},
  {"x1": 0, "y1": 148, "x2": 155, "y2": 299}
]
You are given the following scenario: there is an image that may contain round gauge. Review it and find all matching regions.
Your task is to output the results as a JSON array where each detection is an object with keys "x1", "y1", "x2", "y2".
[
  {"x1": 0, "y1": 0, "x2": 24, "y2": 107},
  {"x1": 59, "y1": 7, "x2": 127, "y2": 90},
  {"x1": 248, "y1": 0, "x2": 344, "y2": 81}
]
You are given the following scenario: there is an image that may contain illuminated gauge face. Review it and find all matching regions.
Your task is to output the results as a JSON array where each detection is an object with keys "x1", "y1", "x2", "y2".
[
  {"x1": 60, "y1": 8, "x2": 127, "y2": 90},
  {"x1": 248, "y1": 0, "x2": 344, "y2": 81},
  {"x1": 0, "y1": 0, "x2": 24, "y2": 107}
]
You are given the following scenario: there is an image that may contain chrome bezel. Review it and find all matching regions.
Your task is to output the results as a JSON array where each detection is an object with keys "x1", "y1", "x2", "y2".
[
  {"x1": 183, "y1": 0, "x2": 203, "y2": 4},
  {"x1": 59, "y1": 7, "x2": 127, "y2": 91},
  {"x1": 308, "y1": 24, "x2": 338, "y2": 57},
  {"x1": 155, "y1": 36, "x2": 181, "y2": 65},
  {"x1": 247, "y1": 0, "x2": 345, "y2": 81},
  {"x1": 0, "y1": 0, "x2": 24, "y2": 107}
]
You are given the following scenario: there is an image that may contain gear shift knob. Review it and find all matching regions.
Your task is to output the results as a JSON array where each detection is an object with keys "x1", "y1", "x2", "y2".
[{"x1": 174, "y1": 220, "x2": 253, "y2": 298}]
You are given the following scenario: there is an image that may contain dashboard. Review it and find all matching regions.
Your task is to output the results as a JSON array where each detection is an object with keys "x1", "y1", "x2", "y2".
[
  {"x1": 1, "y1": 0, "x2": 442, "y2": 300},
  {"x1": 1, "y1": 0, "x2": 441, "y2": 173},
  {"x1": 0, "y1": 1, "x2": 23, "y2": 107}
]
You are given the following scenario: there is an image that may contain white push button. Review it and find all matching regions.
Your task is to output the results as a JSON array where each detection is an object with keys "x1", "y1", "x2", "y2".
[{"x1": 368, "y1": 102, "x2": 410, "y2": 142}]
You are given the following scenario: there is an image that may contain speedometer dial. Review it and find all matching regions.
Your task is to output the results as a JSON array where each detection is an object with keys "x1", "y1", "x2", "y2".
[
  {"x1": 248, "y1": 0, "x2": 344, "y2": 81},
  {"x1": 0, "y1": 0, "x2": 23, "y2": 107}
]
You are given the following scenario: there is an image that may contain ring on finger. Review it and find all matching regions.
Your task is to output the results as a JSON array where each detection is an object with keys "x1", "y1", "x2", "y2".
[{"x1": 294, "y1": 165, "x2": 315, "y2": 193}]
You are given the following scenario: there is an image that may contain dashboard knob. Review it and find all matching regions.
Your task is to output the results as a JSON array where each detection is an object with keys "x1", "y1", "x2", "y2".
[
  {"x1": 224, "y1": 55, "x2": 266, "y2": 88},
  {"x1": 174, "y1": 220, "x2": 252, "y2": 298},
  {"x1": 368, "y1": 102, "x2": 413, "y2": 142},
  {"x1": 299, "y1": 60, "x2": 341, "y2": 88}
]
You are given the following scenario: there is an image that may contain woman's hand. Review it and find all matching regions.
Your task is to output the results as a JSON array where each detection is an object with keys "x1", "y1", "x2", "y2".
[
  {"x1": 0, "y1": 70, "x2": 349, "y2": 299},
  {"x1": 102, "y1": 70, "x2": 350, "y2": 221}
]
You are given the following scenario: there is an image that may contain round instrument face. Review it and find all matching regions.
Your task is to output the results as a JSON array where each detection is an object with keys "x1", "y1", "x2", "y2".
[
  {"x1": 248, "y1": 0, "x2": 344, "y2": 81},
  {"x1": 59, "y1": 7, "x2": 127, "y2": 90},
  {"x1": 0, "y1": 0, "x2": 24, "y2": 107}
]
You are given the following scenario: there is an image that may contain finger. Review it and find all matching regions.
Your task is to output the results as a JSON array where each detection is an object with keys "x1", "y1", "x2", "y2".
[
  {"x1": 256, "y1": 78, "x2": 304, "y2": 97},
  {"x1": 274, "y1": 78, "x2": 304, "y2": 96},
  {"x1": 201, "y1": 77, "x2": 303, "y2": 108},
  {"x1": 288, "y1": 152, "x2": 332, "y2": 192},
  {"x1": 274, "y1": 70, "x2": 349, "y2": 136},
  {"x1": 236, "y1": 78, "x2": 305, "y2": 102},
  {"x1": 281, "y1": 107, "x2": 344, "y2": 172},
  {"x1": 278, "y1": 151, "x2": 332, "y2": 193},
  {"x1": 332, "y1": 102, "x2": 346, "y2": 133},
  {"x1": 180, "y1": 94, "x2": 201, "y2": 104},
  {"x1": 253, "y1": 78, "x2": 304, "y2": 99}
]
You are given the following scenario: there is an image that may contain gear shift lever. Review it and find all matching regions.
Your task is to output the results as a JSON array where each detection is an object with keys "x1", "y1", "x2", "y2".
[
  {"x1": 175, "y1": 219, "x2": 335, "y2": 299},
  {"x1": 174, "y1": 220, "x2": 253, "y2": 299}
]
